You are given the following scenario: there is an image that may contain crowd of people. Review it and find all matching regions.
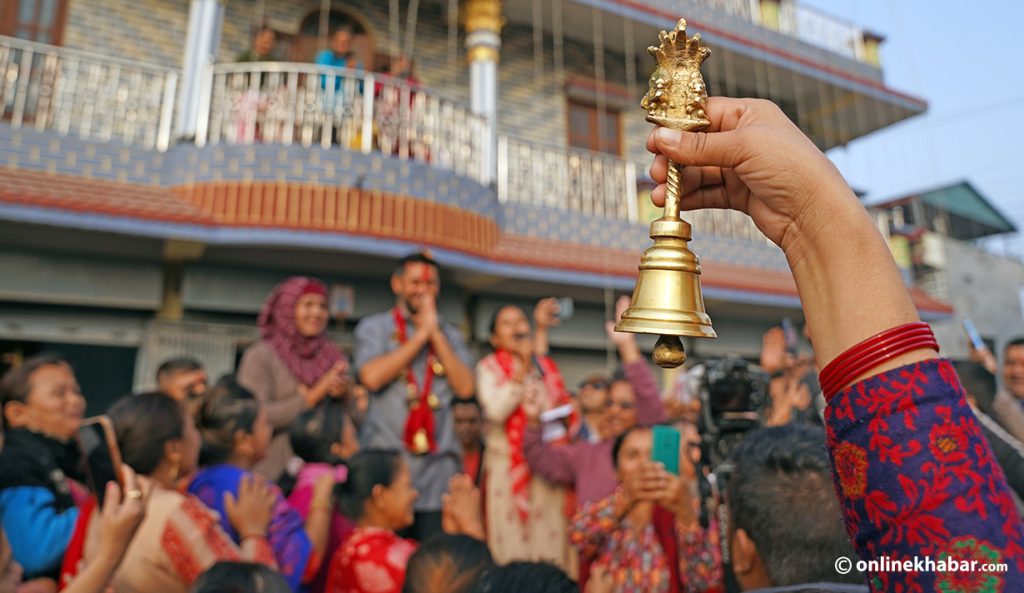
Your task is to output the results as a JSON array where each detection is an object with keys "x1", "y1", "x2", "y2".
[{"x1": 0, "y1": 97, "x2": 1022, "y2": 593}]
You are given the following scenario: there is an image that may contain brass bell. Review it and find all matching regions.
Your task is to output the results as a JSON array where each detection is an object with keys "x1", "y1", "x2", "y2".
[{"x1": 616, "y1": 19, "x2": 716, "y2": 369}]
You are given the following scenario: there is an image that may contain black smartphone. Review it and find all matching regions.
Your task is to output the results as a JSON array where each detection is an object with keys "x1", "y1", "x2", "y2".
[
  {"x1": 652, "y1": 425, "x2": 681, "y2": 475},
  {"x1": 78, "y1": 416, "x2": 125, "y2": 506},
  {"x1": 781, "y1": 317, "x2": 798, "y2": 355}
]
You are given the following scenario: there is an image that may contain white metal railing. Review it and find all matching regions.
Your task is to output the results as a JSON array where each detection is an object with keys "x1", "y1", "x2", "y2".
[
  {"x1": 196, "y1": 63, "x2": 488, "y2": 183},
  {"x1": 498, "y1": 142, "x2": 776, "y2": 246},
  {"x1": 780, "y1": 3, "x2": 865, "y2": 62},
  {"x1": 645, "y1": 0, "x2": 756, "y2": 22},
  {"x1": 686, "y1": 208, "x2": 774, "y2": 244},
  {"x1": 0, "y1": 35, "x2": 177, "y2": 150},
  {"x1": 498, "y1": 135, "x2": 638, "y2": 222},
  {"x1": 642, "y1": 0, "x2": 868, "y2": 63}
]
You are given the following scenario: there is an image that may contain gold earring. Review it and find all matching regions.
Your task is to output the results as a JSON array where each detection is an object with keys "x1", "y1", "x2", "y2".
[{"x1": 170, "y1": 461, "x2": 180, "y2": 482}]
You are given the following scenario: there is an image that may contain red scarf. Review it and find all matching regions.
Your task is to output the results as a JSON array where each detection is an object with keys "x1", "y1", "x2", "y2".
[
  {"x1": 58, "y1": 495, "x2": 97, "y2": 590},
  {"x1": 394, "y1": 308, "x2": 438, "y2": 455},
  {"x1": 492, "y1": 349, "x2": 570, "y2": 524}
]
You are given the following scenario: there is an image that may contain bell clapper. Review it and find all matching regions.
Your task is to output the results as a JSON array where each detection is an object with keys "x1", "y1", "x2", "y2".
[{"x1": 653, "y1": 334, "x2": 686, "y2": 368}]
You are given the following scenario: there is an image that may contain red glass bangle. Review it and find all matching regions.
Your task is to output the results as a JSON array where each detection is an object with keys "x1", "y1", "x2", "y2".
[
  {"x1": 821, "y1": 322, "x2": 939, "y2": 400},
  {"x1": 820, "y1": 323, "x2": 929, "y2": 392},
  {"x1": 822, "y1": 335, "x2": 939, "y2": 398},
  {"x1": 820, "y1": 326, "x2": 934, "y2": 393},
  {"x1": 821, "y1": 329, "x2": 939, "y2": 398}
]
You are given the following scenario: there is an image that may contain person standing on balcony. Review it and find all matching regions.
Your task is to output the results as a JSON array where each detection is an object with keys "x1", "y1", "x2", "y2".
[
  {"x1": 237, "y1": 277, "x2": 350, "y2": 481},
  {"x1": 476, "y1": 300, "x2": 574, "y2": 571},
  {"x1": 315, "y1": 28, "x2": 363, "y2": 94},
  {"x1": 237, "y1": 26, "x2": 277, "y2": 63},
  {"x1": 315, "y1": 28, "x2": 364, "y2": 149},
  {"x1": 233, "y1": 26, "x2": 279, "y2": 142},
  {"x1": 355, "y1": 252, "x2": 475, "y2": 542}
]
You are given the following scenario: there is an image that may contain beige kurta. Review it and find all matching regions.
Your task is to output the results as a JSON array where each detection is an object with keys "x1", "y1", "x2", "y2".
[
  {"x1": 82, "y1": 487, "x2": 275, "y2": 593},
  {"x1": 237, "y1": 339, "x2": 308, "y2": 480},
  {"x1": 477, "y1": 354, "x2": 571, "y2": 572}
]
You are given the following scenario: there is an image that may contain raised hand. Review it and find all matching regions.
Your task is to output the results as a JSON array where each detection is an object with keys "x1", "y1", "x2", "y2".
[
  {"x1": 225, "y1": 474, "x2": 276, "y2": 539},
  {"x1": 94, "y1": 467, "x2": 147, "y2": 564},
  {"x1": 604, "y1": 295, "x2": 635, "y2": 347},
  {"x1": 647, "y1": 97, "x2": 859, "y2": 263},
  {"x1": 648, "y1": 464, "x2": 698, "y2": 527},
  {"x1": 413, "y1": 294, "x2": 440, "y2": 339},
  {"x1": 760, "y1": 327, "x2": 788, "y2": 374},
  {"x1": 533, "y1": 298, "x2": 561, "y2": 330},
  {"x1": 305, "y1": 360, "x2": 348, "y2": 406},
  {"x1": 442, "y1": 474, "x2": 484, "y2": 540}
]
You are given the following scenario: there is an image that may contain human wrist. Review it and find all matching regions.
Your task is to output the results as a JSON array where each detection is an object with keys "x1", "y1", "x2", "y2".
[
  {"x1": 783, "y1": 200, "x2": 922, "y2": 367},
  {"x1": 617, "y1": 339, "x2": 641, "y2": 363},
  {"x1": 94, "y1": 539, "x2": 128, "y2": 569}
]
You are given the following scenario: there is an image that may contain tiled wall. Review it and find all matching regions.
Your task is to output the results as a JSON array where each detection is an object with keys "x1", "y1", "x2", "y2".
[
  {"x1": 0, "y1": 126, "x2": 495, "y2": 218},
  {"x1": 0, "y1": 123, "x2": 788, "y2": 272}
]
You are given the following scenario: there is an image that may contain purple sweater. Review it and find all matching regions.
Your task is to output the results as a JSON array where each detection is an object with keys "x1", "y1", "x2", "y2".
[
  {"x1": 826, "y1": 359, "x2": 1023, "y2": 591},
  {"x1": 524, "y1": 359, "x2": 666, "y2": 504}
]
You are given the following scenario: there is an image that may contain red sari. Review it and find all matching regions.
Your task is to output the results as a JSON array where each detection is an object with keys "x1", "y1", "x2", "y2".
[{"x1": 325, "y1": 527, "x2": 417, "y2": 593}]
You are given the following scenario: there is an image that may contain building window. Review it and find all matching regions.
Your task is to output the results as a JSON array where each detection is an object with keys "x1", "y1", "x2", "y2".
[
  {"x1": 568, "y1": 99, "x2": 621, "y2": 155},
  {"x1": 2, "y1": 0, "x2": 68, "y2": 44}
]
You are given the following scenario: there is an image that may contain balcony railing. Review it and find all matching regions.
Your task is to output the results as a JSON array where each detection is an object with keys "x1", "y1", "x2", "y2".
[
  {"x1": 497, "y1": 135, "x2": 639, "y2": 222},
  {"x1": 195, "y1": 63, "x2": 488, "y2": 183},
  {"x1": 780, "y1": 3, "x2": 866, "y2": 62},
  {"x1": 0, "y1": 35, "x2": 177, "y2": 150},
  {"x1": 643, "y1": 0, "x2": 869, "y2": 63}
]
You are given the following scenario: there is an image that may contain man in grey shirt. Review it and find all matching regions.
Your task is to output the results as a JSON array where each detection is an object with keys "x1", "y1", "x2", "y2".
[{"x1": 355, "y1": 252, "x2": 475, "y2": 540}]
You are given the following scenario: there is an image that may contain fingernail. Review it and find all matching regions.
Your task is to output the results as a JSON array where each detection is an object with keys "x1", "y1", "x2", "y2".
[{"x1": 656, "y1": 128, "x2": 681, "y2": 144}]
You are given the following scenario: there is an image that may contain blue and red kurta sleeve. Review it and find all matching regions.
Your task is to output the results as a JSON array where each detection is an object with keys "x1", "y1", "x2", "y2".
[{"x1": 825, "y1": 358, "x2": 1024, "y2": 592}]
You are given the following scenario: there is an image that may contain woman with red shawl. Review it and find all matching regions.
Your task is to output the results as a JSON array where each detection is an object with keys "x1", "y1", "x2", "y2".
[
  {"x1": 238, "y1": 277, "x2": 350, "y2": 480},
  {"x1": 475, "y1": 298, "x2": 574, "y2": 572}
]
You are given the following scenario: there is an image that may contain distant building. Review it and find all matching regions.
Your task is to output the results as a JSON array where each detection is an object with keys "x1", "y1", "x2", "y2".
[
  {"x1": 872, "y1": 181, "x2": 1022, "y2": 358},
  {"x1": 0, "y1": 0, "x2": 948, "y2": 407}
]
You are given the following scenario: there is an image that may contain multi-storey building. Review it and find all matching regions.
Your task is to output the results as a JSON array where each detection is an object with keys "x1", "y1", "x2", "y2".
[
  {"x1": 0, "y1": 0, "x2": 950, "y2": 408},
  {"x1": 871, "y1": 181, "x2": 1022, "y2": 359}
]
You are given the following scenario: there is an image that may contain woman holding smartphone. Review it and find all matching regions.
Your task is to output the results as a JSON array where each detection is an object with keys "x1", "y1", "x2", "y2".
[
  {"x1": 98, "y1": 392, "x2": 278, "y2": 593},
  {"x1": 568, "y1": 426, "x2": 720, "y2": 593},
  {"x1": 476, "y1": 299, "x2": 573, "y2": 571}
]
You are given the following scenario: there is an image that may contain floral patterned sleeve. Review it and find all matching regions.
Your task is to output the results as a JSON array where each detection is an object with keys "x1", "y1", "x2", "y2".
[
  {"x1": 677, "y1": 519, "x2": 724, "y2": 593},
  {"x1": 569, "y1": 494, "x2": 618, "y2": 561},
  {"x1": 826, "y1": 359, "x2": 1024, "y2": 592}
]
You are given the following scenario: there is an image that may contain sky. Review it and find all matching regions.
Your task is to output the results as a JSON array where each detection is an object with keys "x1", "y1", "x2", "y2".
[{"x1": 800, "y1": 0, "x2": 1024, "y2": 256}]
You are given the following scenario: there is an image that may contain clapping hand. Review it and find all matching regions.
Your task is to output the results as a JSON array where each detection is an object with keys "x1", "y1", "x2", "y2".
[{"x1": 442, "y1": 474, "x2": 485, "y2": 540}]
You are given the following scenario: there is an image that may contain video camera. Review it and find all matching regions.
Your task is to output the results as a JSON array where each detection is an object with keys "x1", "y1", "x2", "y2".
[
  {"x1": 686, "y1": 357, "x2": 769, "y2": 536},
  {"x1": 693, "y1": 357, "x2": 769, "y2": 469}
]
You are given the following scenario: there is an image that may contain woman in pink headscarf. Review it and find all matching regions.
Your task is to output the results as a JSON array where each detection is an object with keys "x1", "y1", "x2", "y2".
[{"x1": 237, "y1": 276, "x2": 350, "y2": 480}]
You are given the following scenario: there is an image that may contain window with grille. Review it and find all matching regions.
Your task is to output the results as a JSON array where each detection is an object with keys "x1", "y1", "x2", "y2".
[{"x1": 567, "y1": 98, "x2": 622, "y2": 155}]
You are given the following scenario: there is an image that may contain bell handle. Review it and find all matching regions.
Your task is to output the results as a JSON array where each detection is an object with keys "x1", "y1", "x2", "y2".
[{"x1": 664, "y1": 159, "x2": 683, "y2": 220}]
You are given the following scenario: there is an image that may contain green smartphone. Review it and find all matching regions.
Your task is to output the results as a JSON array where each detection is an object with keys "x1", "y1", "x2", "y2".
[{"x1": 652, "y1": 425, "x2": 681, "y2": 475}]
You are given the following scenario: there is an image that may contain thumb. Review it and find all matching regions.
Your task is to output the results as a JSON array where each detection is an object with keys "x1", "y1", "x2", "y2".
[
  {"x1": 653, "y1": 127, "x2": 743, "y2": 169},
  {"x1": 224, "y1": 491, "x2": 237, "y2": 515}
]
